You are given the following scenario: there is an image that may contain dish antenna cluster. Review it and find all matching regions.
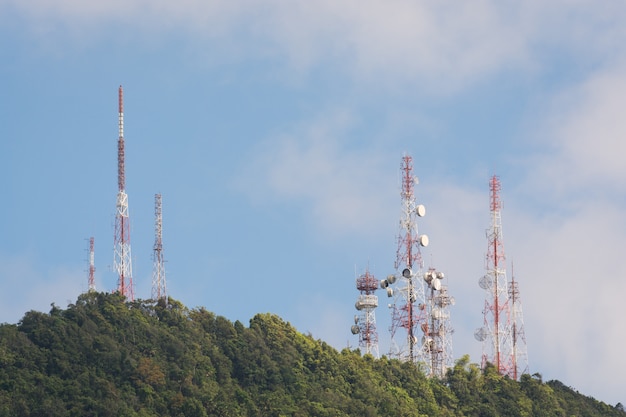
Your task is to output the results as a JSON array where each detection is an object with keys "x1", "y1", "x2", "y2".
[
  {"x1": 351, "y1": 268, "x2": 379, "y2": 357},
  {"x1": 475, "y1": 175, "x2": 528, "y2": 379}
]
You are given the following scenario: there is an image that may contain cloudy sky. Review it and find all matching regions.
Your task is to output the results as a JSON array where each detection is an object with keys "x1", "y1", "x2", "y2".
[{"x1": 1, "y1": 0, "x2": 625, "y2": 406}]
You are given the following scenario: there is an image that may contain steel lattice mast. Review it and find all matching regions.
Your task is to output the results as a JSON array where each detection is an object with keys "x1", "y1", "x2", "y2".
[
  {"x1": 475, "y1": 175, "x2": 513, "y2": 376},
  {"x1": 151, "y1": 193, "x2": 167, "y2": 301},
  {"x1": 384, "y1": 154, "x2": 430, "y2": 364},
  {"x1": 88, "y1": 237, "x2": 96, "y2": 292},
  {"x1": 509, "y1": 265, "x2": 528, "y2": 379},
  {"x1": 113, "y1": 85, "x2": 134, "y2": 300},
  {"x1": 422, "y1": 267, "x2": 455, "y2": 378},
  {"x1": 351, "y1": 268, "x2": 379, "y2": 358}
]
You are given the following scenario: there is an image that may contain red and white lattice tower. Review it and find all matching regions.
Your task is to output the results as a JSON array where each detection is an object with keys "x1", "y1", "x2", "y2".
[
  {"x1": 422, "y1": 267, "x2": 455, "y2": 378},
  {"x1": 384, "y1": 154, "x2": 430, "y2": 364},
  {"x1": 113, "y1": 85, "x2": 134, "y2": 300},
  {"x1": 509, "y1": 264, "x2": 528, "y2": 379},
  {"x1": 351, "y1": 269, "x2": 379, "y2": 357},
  {"x1": 151, "y1": 193, "x2": 167, "y2": 301},
  {"x1": 88, "y1": 237, "x2": 96, "y2": 292},
  {"x1": 475, "y1": 175, "x2": 513, "y2": 377}
]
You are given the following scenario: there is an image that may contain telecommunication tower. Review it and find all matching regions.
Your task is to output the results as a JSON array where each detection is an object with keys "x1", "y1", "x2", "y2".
[
  {"x1": 88, "y1": 237, "x2": 96, "y2": 292},
  {"x1": 351, "y1": 268, "x2": 379, "y2": 357},
  {"x1": 475, "y1": 175, "x2": 514, "y2": 377},
  {"x1": 509, "y1": 265, "x2": 528, "y2": 379},
  {"x1": 422, "y1": 267, "x2": 455, "y2": 378},
  {"x1": 113, "y1": 85, "x2": 134, "y2": 300},
  {"x1": 151, "y1": 193, "x2": 167, "y2": 301},
  {"x1": 383, "y1": 154, "x2": 430, "y2": 364}
]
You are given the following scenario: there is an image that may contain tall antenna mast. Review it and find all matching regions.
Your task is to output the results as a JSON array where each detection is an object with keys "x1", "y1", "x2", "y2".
[
  {"x1": 113, "y1": 85, "x2": 134, "y2": 300},
  {"x1": 88, "y1": 237, "x2": 96, "y2": 292},
  {"x1": 384, "y1": 154, "x2": 430, "y2": 364},
  {"x1": 475, "y1": 175, "x2": 513, "y2": 376},
  {"x1": 509, "y1": 264, "x2": 528, "y2": 379},
  {"x1": 151, "y1": 193, "x2": 167, "y2": 301},
  {"x1": 422, "y1": 266, "x2": 455, "y2": 378},
  {"x1": 351, "y1": 268, "x2": 379, "y2": 357}
]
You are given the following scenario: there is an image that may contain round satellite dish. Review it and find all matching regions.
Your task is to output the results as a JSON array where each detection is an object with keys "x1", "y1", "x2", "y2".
[
  {"x1": 355, "y1": 301, "x2": 363, "y2": 311},
  {"x1": 416, "y1": 204, "x2": 426, "y2": 217},
  {"x1": 474, "y1": 327, "x2": 488, "y2": 342},
  {"x1": 432, "y1": 279, "x2": 441, "y2": 291},
  {"x1": 436, "y1": 272, "x2": 444, "y2": 280},
  {"x1": 380, "y1": 279, "x2": 389, "y2": 289},
  {"x1": 479, "y1": 274, "x2": 493, "y2": 289},
  {"x1": 402, "y1": 268, "x2": 412, "y2": 278},
  {"x1": 351, "y1": 325, "x2": 360, "y2": 335},
  {"x1": 387, "y1": 274, "x2": 397, "y2": 284},
  {"x1": 423, "y1": 271, "x2": 433, "y2": 283},
  {"x1": 419, "y1": 234, "x2": 429, "y2": 247},
  {"x1": 386, "y1": 287, "x2": 393, "y2": 298}
]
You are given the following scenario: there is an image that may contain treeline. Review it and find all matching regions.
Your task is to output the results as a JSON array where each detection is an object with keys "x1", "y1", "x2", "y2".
[{"x1": 0, "y1": 292, "x2": 622, "y2": 416}]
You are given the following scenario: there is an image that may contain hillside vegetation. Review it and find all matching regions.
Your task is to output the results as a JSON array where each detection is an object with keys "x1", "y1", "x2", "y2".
[{"x1": 0, "y1": 292, "x2": 622, "y2": 417}]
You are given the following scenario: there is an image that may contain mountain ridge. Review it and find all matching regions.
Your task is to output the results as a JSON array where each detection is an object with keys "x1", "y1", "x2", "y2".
[{"x1": 0, "y1": 291, "x2": 622, "y2": 417}]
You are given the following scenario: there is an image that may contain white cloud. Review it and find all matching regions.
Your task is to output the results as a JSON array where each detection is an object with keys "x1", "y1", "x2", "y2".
[
  {"x1": 530, "y1": 64, "x2": 626, "y2": 195},
  {"x1": 10, "y1": 1, "x2": 626, "y2": 92},
  {"x1": 241, "y1": 108, "x2": 397, "y2": 239}
]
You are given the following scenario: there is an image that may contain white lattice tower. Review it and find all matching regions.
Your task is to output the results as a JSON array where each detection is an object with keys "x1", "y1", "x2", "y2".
[
  {"x1": 475, "y1": 175, "x2": 513, "y2": 376},
  {"x1": 88, "y1": 237, "x2": 96, "y2": 292},
  {"x1": 113, "y1": 85, "x2": 134, "y2": 300},
  {"x1": 151, "y1": 193, "x2": 167, "y2": 301},
  {"x1": 509, "y1": 266, "x2": 528, "y2": 379},
  {"x1": 423, "y1": 267, "x2": 455, "y2": 378},
  {"x1": 385, "y1": 154, "x2": 430, "y2": 364},
  {"x1": 351, "y1": 269, "x2": 379, "y2": 357}
]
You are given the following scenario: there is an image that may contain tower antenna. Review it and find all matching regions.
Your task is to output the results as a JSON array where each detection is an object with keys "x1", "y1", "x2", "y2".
[
  {"x1": 384, "y1": 154, "x2": 430, "y2": 364},
  {"x1": 152, "y1": 193, "x2": 167, "y2": 301},
  {"x1": 475, "y1": 175, "x2": 514, "y2": 377},
  {"x1": 113, "y1": 85, "x2": 134, "y2": 300},
  {"x1": 509, "y1": 263, "x2": 529, "y2": 379},
  {"x1": 88, "y1": 237, "x2": 96, "y2": 292},
  {"x1": 422, "y1": 266, "x2": 454, "y2": 378},
  {"x1": 351, "y1": 267, "x2": 379, "y2": 357}
]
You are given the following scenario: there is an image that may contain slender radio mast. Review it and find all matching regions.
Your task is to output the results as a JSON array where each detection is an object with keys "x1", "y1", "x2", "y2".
[
  {"x1": 475, "y1": 175, "x2": 513, "y2": 376},
  {"x1": 384, "y1": 154, "x2": 430, "y2": 364},
  {"x1": 422, "y1": 266, "x2": 454, "y2": 378},
  {"x1": 113, "y1": 85, "x2": 134, "y2": 300},
  {"x1": 509, "y1": 264, "x2": 528, "y2": 379},
  {"x1": 351, "y1": 268, "x2": 379, "y2": 358},
  {"x1": 151, "y1": 193, "x2": 167, "y2": 301},
  {"x1": 88, "y1": 237, "x2": 96, "y2": 292}
]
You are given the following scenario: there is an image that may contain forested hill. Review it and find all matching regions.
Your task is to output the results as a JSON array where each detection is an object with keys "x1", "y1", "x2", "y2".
[{"x1": 0, "y1": 292, "x2": 622, "y2": 417}]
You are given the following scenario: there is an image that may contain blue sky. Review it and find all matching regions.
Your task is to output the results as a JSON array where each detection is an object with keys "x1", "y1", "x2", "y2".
[{"x1": 2, "y1": 0, "x2": 626, "y2": 406}]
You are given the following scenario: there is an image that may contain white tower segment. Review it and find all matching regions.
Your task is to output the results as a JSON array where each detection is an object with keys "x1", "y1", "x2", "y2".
[
  {"x1": 509, "y1": 266, "x2": 528, "y2": 379},
  {"x1": 422, "y1": 267, "x2": 454, "y2": 378},
  {"x1": 151, "y1": 193, "x2": 167, "y2": 301}
]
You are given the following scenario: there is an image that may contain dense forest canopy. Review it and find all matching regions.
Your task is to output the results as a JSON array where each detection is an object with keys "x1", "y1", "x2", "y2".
[{"x1": 0, "y1": 292, "x2": 622, "y2": 417}]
